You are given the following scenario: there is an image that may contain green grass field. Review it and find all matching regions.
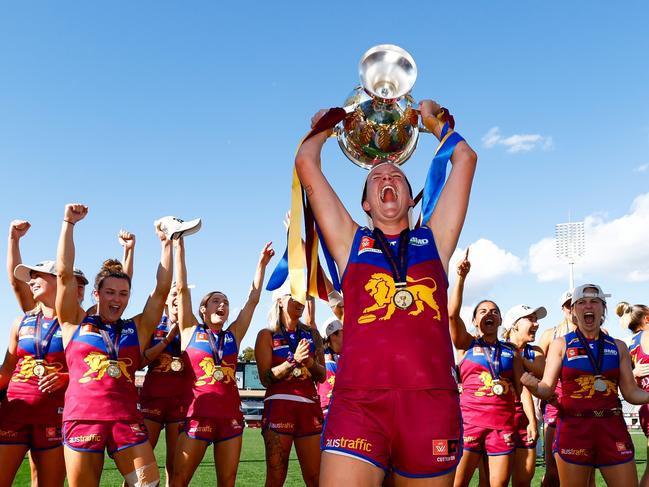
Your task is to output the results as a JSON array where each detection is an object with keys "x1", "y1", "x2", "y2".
[{"x1": 13, "y1": 430, "x2": 649, "y2": 486}]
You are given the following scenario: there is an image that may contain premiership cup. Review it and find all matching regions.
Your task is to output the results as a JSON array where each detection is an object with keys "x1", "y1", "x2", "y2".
[{"x1": 336, "y1": 44, "x2": 425, "y2": 169}]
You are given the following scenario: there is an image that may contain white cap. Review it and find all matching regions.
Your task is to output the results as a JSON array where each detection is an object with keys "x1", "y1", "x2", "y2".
[
  {"x1": 571, "y1": 283, "x2": 611, "y2": 305},
  {"x1": 503, "y1": 304, "x2": 547, "y2": 330},
  {"x1": 156, "y1": 216, "x2": 202, "y2": 240},
  {"x1": 559, "y1": 290, "x2": 573, "y2": 307},
  {"x1": 14, "y1": 260, "x2": 57, "y2": 282},
  {"x1": 271, "y1": 279, "x2": 292, "y2": 302},
  {"x1": 13, "y1": 260, "x2": 88, "y2": 285},
  {"x1": 322, "y1": 315, "x2": 343, "y2": 338}
]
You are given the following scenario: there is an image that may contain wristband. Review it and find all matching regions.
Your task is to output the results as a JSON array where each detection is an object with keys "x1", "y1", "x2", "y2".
[{"x1": 63, "y1": 220, "x2": 75, "y2": 226}]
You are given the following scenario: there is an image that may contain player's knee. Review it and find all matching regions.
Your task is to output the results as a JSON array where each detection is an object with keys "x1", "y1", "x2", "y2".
[{"x1": 124, "y1": 462, "x2": 160, "y2": 487}]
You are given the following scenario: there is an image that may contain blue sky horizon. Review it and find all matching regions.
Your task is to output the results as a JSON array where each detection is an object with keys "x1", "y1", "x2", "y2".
[{"x1": 1, "y1": 2, "x2": 648, "y2": 356}]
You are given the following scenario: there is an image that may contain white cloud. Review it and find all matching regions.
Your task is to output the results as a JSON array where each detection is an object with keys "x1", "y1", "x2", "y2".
[
  {"x1": 634, "y1": 163, "x2": 649, "y2": 173},
  {"x1": 528, "y1": 193, "x2": 649, "y2": 283},
  {"x1": 450, "y1": 238, "x2": 523, "y2": 300},
  {"x1": 482, "y1": 126, "x2": 554, "y2": 153}
]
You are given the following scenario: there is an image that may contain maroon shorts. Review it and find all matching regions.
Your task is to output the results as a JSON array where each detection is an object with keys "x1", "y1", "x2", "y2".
[
  {"x1": 553, "y1": 416, "x2": 634, "y2": 467},
  {"x1": 262, "y1": 398, "x2": 323, "y2": 438},
  {"x1": 640, "y1": 404, "x2": 649, "y2": 436},
  {"x1": 63, "y1": 419, "x2": 149, "y2": 456},
  {"x1": 322, "y1": 388, "x2": 462, "y2": 478},
  {"x1": 513, "y1": 413, "x2": 537, "y2": 449},
  {"x1": 463, "y1": 421, "x2": 515, "y2": 455},
  {"x1": 182, "y1": 416, "x2": 244, "y2": 443},
  {"x1": 0, "y1": 417, "x2": 62, "y2": 450},
  {"x1": 139, "y1": 394, "x2": 186, "y2": 424}
]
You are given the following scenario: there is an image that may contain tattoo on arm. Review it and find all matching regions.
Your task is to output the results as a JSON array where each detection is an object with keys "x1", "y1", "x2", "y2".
[{"x1": 305, "y1": 185, "x2": 314, "y2": 197}]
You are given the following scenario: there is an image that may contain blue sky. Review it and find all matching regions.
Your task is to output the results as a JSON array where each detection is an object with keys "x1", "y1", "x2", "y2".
[{"x1": 1, "y1": 2, "x2": 648, "y2": 355}]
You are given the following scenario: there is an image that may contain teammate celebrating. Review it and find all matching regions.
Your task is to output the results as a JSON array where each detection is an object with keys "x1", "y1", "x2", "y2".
[
  {"x1": 318, "y1": 316, "x2": 342, "y2": 418},
  {"x1": 255, "y1": 281, "x2": 326, "y2": 487},
  {"x1": 139, "y1": 284, "x2": 186, "y2": 486},
  {"x1": 618, "y1": 301, "x2": 649, "y2": 487},
  {"x1": 502, "y1": 304, "x2": 546, "y2": 487},
  {"x1": 449, "y1": 251, "x2": 524, "y2": 487},
  {"x1": 295, "y1": 100, "x2": 476, "y2": 485},
  {"x1": 56, "y1": 203, "x2": 173, "y2": 487},
  {"x1": 171, "y1": 237, "x2": 274, "y2": 487},
  {"x1": 523, "y1": 284, "x2": 649, "y2": 487}
]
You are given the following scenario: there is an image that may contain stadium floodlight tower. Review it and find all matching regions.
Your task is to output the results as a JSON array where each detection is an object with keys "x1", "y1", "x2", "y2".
[{"x1": 555, "y1": 221, "x2": 585, "y2": 290}]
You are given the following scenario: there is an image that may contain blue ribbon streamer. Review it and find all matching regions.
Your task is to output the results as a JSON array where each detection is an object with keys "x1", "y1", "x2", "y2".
[
  {"x1": 421, "y1": 124, "x2": 465, "y2": 225},
  {"x1": 315, "y1": 221, "x2": 341, "y2": 292},
  {"x1": 266, "y1": 246, "x2": 289, "y2": 291}
]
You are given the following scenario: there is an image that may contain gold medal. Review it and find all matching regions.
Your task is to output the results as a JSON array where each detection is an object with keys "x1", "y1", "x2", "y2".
[
  {"x1": 594, "y1": 376, "x2": 607, "y2": 392},
  {"x1": 33, "y1": 360, "x2": 46, "y2": 378},
  {"x1": 213, "y1": 367, "x2": 225, "y2": 381},
  {"x1": 492, "y1": 382, "x2": 505, "y2": 396},
  {"x1": 170, "y1": 357, "x2": 184, "y2": 372},
  {"x1": 393, "y1": 288, "x2": 414, "y2": 310},
  {"x1": 292, "y1": 367, "x2": 303, "y2": 378},
  {"x1": 106, "y1": 361, "x2": 121, "y2": 379}
]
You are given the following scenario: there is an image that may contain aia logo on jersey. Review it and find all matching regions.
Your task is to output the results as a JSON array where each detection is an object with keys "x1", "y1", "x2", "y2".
[
  {"x1": 433, "y1": 439, "x2": 459, "y2": 456},
  {"x1": 567, "y1": 348, "x2": 587, "y2": 361}
]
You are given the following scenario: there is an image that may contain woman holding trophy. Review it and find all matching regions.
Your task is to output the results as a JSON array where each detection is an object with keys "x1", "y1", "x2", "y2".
[{"x1": 294, "y1": 45, "x2": 477, "y2": 485}]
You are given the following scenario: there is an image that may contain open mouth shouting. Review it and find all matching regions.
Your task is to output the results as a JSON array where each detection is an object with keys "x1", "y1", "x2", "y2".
[{"x1": 380, "y1": 184, "x2": 398, "y2": 203}]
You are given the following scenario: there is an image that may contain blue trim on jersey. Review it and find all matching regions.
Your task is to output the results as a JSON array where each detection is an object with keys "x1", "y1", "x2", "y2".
[{"x1": 321, "y1": 447, "x2": 389, "y2": 473}]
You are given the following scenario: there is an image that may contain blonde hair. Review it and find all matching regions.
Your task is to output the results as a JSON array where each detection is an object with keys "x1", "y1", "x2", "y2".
[
  {"x1": 267, "y1": 296, "x2": 309, "y2": 334},
  {"x1": 616, "y1": 301, "x2": 649, "y2": 333}
]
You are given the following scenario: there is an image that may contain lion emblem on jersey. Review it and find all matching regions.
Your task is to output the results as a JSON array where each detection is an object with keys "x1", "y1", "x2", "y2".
[
  {"x1": 195, "y1": 357, "x2": 236, "y2": 386},
  {"x1": 358, "y1": 273, "x2": 441, "y2": 323},
  {"x1": 570, "y1": 375, "x2": 617, "y2": 399},
  {"x1": 475, "y1": 371, "x2": 511, "y2": 397},
  {"x1": 12, "y1": 356, "x2": 64, "y2": 382},
  {"x1": 152, "y1": 353, "x2": 173, "y2": 373},
  {"x1": 78, "y1": 352, "x2": 133, "y2": 383}
]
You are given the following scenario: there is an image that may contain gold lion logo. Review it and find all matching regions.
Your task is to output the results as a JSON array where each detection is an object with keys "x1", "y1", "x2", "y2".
[
  {"x1": 79, "y1": 352, "x2": 133, "y2": 383},
  {"x1": 12, "y1": 356, "x2": 64, "y2": 382},
  {"x1": 570, "y1": 375, "x2": 617, "y2": 399},
  {"x1": 474, "y1": 371, "x2": 511, "y2": 397},
  {"x1": 195, "y1": 357, "x2": 236, "y2": 386},
  {"x1": 359, "y1": 272, "x2": 441, "y2": 323},
  {"x1": 152, "y1": 353, "x2": 173, "y2": 373}
]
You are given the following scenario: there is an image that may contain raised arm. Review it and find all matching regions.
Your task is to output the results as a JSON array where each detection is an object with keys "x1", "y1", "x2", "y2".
[
  {"x1": 294, "y1": 110, "x2": 358, "y2": 271},
  {"x1": 230, "y1": 242, "x2": 275, "y2": 346},
  {"x1": 521, "y1": 337, "x2": 565, "y2": 401},
  {"x1": 617, "y1": 339, "x2": 649, "y2": 405},
  {"x1": 142, "y1": 323, "x2": 179, "y2": 367},
  {"x1": 118, "y1": 229, "x2": 136, "y2": 280},
  {"x1": 6, "y1": 220, "x2": 35, "y2": 312},
  {"x1": 174, "y1": 238, "x2": 199, "y2": 345},
  {"x1": 448, "y1": 249, "x2": 474, "y2": 351},
  {"x1": 133, "y1": 223, "x2": 172, "y2": 345},
  {"x1": 421, "y1": 100, "x2": 478, "y2": 271},
  {"x1": 55, "y1": 204, "x2": 88, "y2": 344}
]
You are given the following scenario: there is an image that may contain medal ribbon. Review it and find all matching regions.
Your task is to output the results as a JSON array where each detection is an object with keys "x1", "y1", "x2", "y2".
[
  {"x1": 33, "y1": 313, "x2": 59, "y2": 360},
  {"x1": 204, "y1": 325, "x2": 225, "y2": 367},
  {"x1": 478, "y1": 337, "x2": 502, "y2": 381},
  {"x1": 575, "y1": 329, "x2": 605, "y2": 376},
  {"x1": 372, "y1": 228, "x2": 410, "y2": 288},
  {"x1": 97, "y1": 317, "x2": 123, "y2": 362}
]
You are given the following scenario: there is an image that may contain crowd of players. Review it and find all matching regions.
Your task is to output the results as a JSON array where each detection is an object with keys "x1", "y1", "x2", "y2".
[{"x1": 2, "y1": 101, "x2": 649, "y2": 487}]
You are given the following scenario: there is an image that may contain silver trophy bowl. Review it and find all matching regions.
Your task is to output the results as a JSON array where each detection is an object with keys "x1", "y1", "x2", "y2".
[{"x1": 337, "y1": 44, "x2": 421, "y2": 169}]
